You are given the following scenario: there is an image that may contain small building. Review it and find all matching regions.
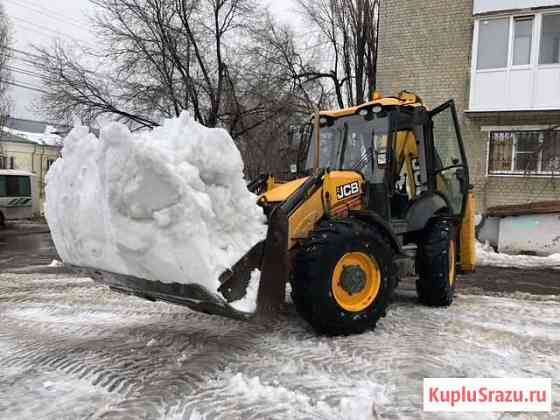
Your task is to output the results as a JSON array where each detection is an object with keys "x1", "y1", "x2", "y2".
[
  {"x1": 377, "y1": 0, "x2": 560, "y2": 211},
  {"x1": 0, "y1": 117, "x2": 67, "y2": 211}
]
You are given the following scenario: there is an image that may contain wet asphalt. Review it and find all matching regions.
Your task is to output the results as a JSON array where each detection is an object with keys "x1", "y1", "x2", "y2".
[
  {"x1": 1, "y1": 221, "x2": 559, "y2": 294},
  {"x1": 0, "y1": 222, "x2": 559, "y2": 419},
  {"x1": 0, "y1": 222, "x2": 61, "y2": 273}
]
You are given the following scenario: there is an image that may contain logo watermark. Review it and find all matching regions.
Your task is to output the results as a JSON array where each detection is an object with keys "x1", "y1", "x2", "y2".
[{"x1": 424, "y1": 378, "x2": 551, "y2": 412}]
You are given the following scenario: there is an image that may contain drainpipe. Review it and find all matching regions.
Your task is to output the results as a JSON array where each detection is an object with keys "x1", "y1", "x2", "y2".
[
  {"x1": 371, "y1": 0, "x2": 382, "y2": 96},
  {"x1": 39, "y1": 145, "x2": 45, "y2": 201},
  {"x1": 31, "y1": 144, "x2": 37, "y2": 172}
]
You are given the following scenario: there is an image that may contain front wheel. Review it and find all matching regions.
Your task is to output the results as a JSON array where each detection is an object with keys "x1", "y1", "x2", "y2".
[
  {"x1": 416, "y1": 218, "x2": 457, "y2": 306},
  {"x1": 292, "y1": 219, "x2": 397, "y2": 336}
]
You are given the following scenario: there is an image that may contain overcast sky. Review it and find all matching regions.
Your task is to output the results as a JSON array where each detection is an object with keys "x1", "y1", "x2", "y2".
[{"x1": 3, "y1": 0, "x2": 298, "y2": 122}]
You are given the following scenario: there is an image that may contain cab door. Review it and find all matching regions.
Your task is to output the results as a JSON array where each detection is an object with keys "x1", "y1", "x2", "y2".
[{"x1": 428, "y1": 100, "x2": 469, "y2": 217}]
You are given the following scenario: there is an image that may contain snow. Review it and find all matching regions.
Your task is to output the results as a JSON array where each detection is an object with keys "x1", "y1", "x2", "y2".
[
  {"x1": 477, "y1": 241, "x2": 560, "y2": 270},
  {"x1": 45, "y1": 112, "x2": 267, "y2": 299},
  {"x1": 4, "y1": 126, "x2": 64, "y2": 147},
  {"x1": 48, "y1": 259, "x2": 63, "y2": 268},
  {"x1": 2, "y1": 271, "x2": 559, "y2": 419},
  {"x1": 229, "y1": 269, "x2": 260, "y2": 313},
  {"x1": 223, "y1": 373, "x2": 388, "y2": 420}
]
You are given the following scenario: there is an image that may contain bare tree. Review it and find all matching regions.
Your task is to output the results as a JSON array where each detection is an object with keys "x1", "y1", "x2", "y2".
[
  {"x1": 286, "y1": 0, "x2": 380, "y2": 108},
  {"x1": 246, "y1": 15, "x2": 332, "y2": 111},
  {"x1": 234, "y1": 14, "x2": 334, "y2": 177},
  {"x1": 33, "y1": 0, "x2": 259, "y2": 129},
  {"x1": 33, "y1": 0, "x2": 381, "y2": 178},
  {"x1": 0, "y1": 2, "x2": 11, "y2": 167},
  {"x1": 32, "y1": 1, "x2": 323, "y2": 177},
  {"x1": 0, "y1": 2, "x2": 11, "y2": 126}
]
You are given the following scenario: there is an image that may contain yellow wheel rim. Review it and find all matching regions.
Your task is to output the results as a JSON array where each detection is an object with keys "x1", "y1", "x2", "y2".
[
  {"x1": 331, "y1": 252, "x2": 381, "y2": 312},
  {"x1": 449, "y1": 240, "x2": 456, "y2": 286}
]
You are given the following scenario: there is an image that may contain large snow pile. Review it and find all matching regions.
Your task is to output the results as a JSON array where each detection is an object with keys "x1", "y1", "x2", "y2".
[
  {"x1": 477, "y1": 241, "x2": 560, "y2": 270},
  {"x1": 45, "y1": 112, "x2": 267, "y2": 296}
]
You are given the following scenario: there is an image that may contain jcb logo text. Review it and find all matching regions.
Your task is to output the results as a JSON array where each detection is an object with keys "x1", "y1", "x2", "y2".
[{"x1": 336, "y1": 182, "x2": 360, "y2": 200}]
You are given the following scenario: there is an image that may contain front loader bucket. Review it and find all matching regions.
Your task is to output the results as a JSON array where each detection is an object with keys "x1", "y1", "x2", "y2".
[
  {"x1": 256, "y1": 207, "x2": 289, "y2": 314},
  {"x1": 70, "y1": 265, "x2": 255, "y2": 320},
  {"x1": 218, "y1": 205, "x2": 289, "y2": 315},
  {"x1": 69, "y1": 205, "x2": 290, "y2": 321}
]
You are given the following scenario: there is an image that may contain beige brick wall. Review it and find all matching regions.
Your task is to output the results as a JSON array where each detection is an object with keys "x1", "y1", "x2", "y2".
[{"x1": 377, "y1": 0, "x2": 560, "y2": 211}]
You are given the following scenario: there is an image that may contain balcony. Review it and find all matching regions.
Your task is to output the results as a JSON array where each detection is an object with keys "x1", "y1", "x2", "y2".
[
  {"x1": 469, "y1": 10, "x2": 560, "y2": 112},
  {"x1": 474, "y1": 0, "x2": 560, "y2": 15}
]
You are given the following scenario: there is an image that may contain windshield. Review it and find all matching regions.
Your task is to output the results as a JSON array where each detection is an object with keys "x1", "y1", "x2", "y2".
[{"x1": 305, "y1": 113, "x2": 389, "y2": 180}]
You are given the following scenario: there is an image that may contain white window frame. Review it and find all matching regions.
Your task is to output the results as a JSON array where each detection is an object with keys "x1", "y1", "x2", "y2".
[
  {"x1": 485, "y1": 126, "x2": 560, "y2": 177},
  {"x1": 469, "y1": 9, "x2": 560, "y2": 110},
  {"x1": 539, "y1": 12, "x2": 560, "y2": 66}
]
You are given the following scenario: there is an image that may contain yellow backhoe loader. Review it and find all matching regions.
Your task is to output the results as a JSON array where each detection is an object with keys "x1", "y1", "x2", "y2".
[{"x1": 77, "y1": 91, "x2": 476, "y2": 335}]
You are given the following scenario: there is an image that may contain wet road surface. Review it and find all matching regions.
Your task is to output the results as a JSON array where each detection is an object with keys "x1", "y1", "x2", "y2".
[
  {"x1": 0, "y1": 222, "x2": 59, "y2": 272},
  {"x1": 1, "y1": 223, "x2": 559, "y2": 419},
  {"x1": 2, "y1": 222, "x2": 559, "y2": 293},
  {"x1": 0, "y1": 271, "x2": 558, "y2": 419}
]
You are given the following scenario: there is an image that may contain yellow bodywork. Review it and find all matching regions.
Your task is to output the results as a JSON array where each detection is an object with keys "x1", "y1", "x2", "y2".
[
  {"x1": 319, "y1": 92, "x2": 424, "y2": 119},
  {"x1": 263, "y1": 177, "x2": 308, "y2": 202},
  {"x1": 460, "y1": 192, "x2": 477, "y2": 273},
  {"x1": 260, "y1": 90, "x2": 475, "y2": 270},
  {"x1": 261, "y1": 171, "x2": 365, "y2": 249}
]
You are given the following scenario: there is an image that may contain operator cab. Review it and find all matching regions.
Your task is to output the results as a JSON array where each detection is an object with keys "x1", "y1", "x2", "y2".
[
  {"x1": 305, "y1": 109, "x2": 389, "y2": 186},
  {"x1": 300, "y1": 93, "x2": 469, "y2": 230}
]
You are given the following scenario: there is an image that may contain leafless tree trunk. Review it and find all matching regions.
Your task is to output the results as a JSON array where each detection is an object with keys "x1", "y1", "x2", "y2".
[
  {"x1": 0, "y1": 2, "x2": 11, "y2": 165},
  {"x1": 0, "y1": 2, "x2": 11, "y2": 126},
  {"x1": 294, "y1": 0, "x2": 380, "y2": 107}
]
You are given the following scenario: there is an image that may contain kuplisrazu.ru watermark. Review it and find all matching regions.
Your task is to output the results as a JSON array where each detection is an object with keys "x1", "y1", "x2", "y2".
[{"x1": 424, "y1": 378, "x2": 552, "y2": 412}]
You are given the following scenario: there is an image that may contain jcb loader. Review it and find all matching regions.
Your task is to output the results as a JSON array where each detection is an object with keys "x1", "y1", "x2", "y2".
[{"x1": 76, "y1": 91, "x2": 477, "y2": 335}]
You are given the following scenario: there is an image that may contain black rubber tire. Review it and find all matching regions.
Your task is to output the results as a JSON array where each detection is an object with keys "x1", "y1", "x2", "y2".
[
  {"x1": 291, "y1": 218, "x2": 397, "y2": 336},
  {"x1": 416, "y1": 218, "x2": 457, "y2": 307}
]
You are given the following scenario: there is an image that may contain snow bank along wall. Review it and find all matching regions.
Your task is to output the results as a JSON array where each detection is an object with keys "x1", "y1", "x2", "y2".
[{"x1": 479, "y1": 212, "x2": 560, "y2": 256}]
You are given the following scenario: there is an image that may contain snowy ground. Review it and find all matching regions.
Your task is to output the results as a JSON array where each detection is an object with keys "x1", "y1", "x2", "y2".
[
  {"x1": 477, "y1": 241, "x2": 560, "y2": 270},
  {"x1": 1, "y1": 271, "x2": 558, "y2": 419}
]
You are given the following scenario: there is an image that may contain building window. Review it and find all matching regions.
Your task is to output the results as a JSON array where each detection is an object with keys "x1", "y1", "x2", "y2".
[
  {"x1": 477, "y1": 18, "x2": 510, "y2": 69},
  {"x1": 47, "y1": 159, "x2": 56, "y2": 170},
  {"x1": 0, "y1": 156, "x2": 5, "y2": 169},
  {"x1": 488, "y1": 130, "x2": 560, "y2": 175},
  {"x1": 540, "y1": 14, "x2": 560, "y2": 64},
  {"x1": 9, "y1": 156, "x2": 14, "y2": 169},
  {"x1": 513, "y1": 16, "x2": 533, "y2": 66}
]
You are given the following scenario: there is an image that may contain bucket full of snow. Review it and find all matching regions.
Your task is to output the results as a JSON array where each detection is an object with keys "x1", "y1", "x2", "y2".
[{"x1": 45, "y1": 112, "x2": 271, "y2": 318}]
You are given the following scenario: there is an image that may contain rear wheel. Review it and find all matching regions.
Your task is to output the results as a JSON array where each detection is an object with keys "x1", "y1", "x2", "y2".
[
  {"x1": 292, "y1": 219, "x2": 397, "y2": 336},
  {"x1": 416, "y1": 218, "x2": 457, "y2": 306}
]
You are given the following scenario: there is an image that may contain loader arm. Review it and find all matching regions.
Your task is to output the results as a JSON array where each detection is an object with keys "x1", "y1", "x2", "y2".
[{"x1": 219, "y1": 169, "x2": 367, "y2": 315}]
